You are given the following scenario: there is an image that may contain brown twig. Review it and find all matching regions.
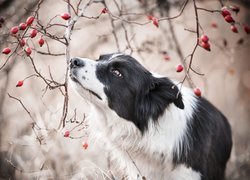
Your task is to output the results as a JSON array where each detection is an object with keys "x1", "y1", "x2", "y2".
[
  {"x1": 7, "y1": 93, "x2": 35, "y2": 121},
  {"x1": 159, "y1": 0, "x2": 189, "y2": 21}
]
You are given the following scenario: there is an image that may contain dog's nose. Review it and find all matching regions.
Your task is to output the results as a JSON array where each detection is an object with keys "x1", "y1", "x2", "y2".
[{"x1": 70, "y1": 58, "x2": 85, "y2": 68}]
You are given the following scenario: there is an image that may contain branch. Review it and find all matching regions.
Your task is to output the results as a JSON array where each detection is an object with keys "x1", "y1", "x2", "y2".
[
  {"x1": 6, "y1": 159, "x2": 44, "y2": 174},
  {"x1": 179, "y1": 0, "x2": 202, "y2": 88},
  {"x1": 159, "y1": 0, "x2": 189, "y2": 21},
  {"x1": 7, "y1": 93, "x2": 34, "y2": 121}
]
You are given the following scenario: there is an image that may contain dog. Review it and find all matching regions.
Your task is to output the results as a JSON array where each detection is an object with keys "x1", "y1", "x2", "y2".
[{"x1": 69, "y1": 53, "x2": 232, "y2": 180}]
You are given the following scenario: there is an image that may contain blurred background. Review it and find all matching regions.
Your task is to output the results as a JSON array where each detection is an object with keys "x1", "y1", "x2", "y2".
[{"x1": 0, "y1": 0, "x2": 249, "y2": 179}]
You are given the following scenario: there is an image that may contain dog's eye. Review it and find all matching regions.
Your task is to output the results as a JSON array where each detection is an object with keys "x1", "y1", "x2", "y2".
[{"x1": 111, "y1": 69, "x2": 123, "y2": 78}]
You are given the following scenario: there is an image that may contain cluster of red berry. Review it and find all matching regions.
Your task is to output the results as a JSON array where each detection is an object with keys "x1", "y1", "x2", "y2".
[
  {"x1": 221, "y1": 6, "x2": 250, "y2": 34},
  {"x1": 2, "y1": 12, "x2": 73, "y2": 57},
  {"x1": 1, "y1": 12, "x2": 73, "y2": 87},
  {"x1": 1, "y1": 16, "x2": 45, "y2": 57},
  {"x1": 199, "y1": 34, "x2": 210, "y2": 51}
]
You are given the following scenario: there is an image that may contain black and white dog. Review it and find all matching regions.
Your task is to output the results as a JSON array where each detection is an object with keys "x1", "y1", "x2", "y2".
[{"x1": 69, "y1": 53, "x2": 232, "y2": 180}]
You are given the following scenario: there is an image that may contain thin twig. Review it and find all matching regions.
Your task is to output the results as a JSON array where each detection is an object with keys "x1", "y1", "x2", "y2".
[
  {"x1": 159, "y1": 0, "x2": 189, "y2": 21},
  {"x1": 7, "y1": 93, "x2": 34, "y2": 121}
]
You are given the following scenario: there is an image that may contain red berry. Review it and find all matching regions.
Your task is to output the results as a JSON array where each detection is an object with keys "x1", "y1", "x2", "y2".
[
  {"x1": 211, "y1": 22, "x2": 218, "y2": 28},
  {"x1": 152, "y1": 17, "x2": 159, "y2": 27},
  {"x1": 101, "y1": 8, "x2": 108, "y2": 14},
  {"x1": 2, "y1": 47, "x2": 11, "y2": 54},
  {"x1": 243, "y1": 24, "x2": 250, "y2": 34},
  {"x1": 19, "y1": 39, "x2": 26, "y2": 47},
  {"x1": 200, "y1": 42, "x2": 211, "y2": 51},
  {"x1": 221, "y1": 8, "x2": 231, "y2": 17},
  {"x1": 25, "y1": 47, "x2": 32, "y2": 56},
  {"x1": 64, "y1": 131, "x2": 70, "y2": 137},
  {"x1": 10, "y1": 26, "x2": 19, "y2": 34},
  {"x1": 16, "y1": 80, "x2": 24, "y2": 87},
  {"x1": 61, "y1": 13, "x2": 71, "y2": 20},
  {"x1": 38, "y1": 37, "x2": 45, "y2": 47},
  {"x1": 19, "y1": 23, "x2": 27, "y2": 30},
  {"x1": 224, "y1": 15, "x2": 235, "y2": 23},
  {"x1": 82, "y1": 141, "x2": 88, "y2": 150},
  {"x1": 200, "y1": 34, "x2": 209, "y2": 43},
  {"x1": 229, "y1": 5, "x2": 240, "y2": 14},
  {"x1": 147, "y1": 15, "x2": 153, "y2": 20},
  {"x1": 163, "y1": 54, "x2": 170, "y2": 61},
  {"x1": 30, "y1": 29, "x2": 38, "y2": 38},
  {"x1": 193, "y1": 88, "x2": 201, "y2": 97},
  {"x1": 176, "y1": 64, "x2": 184, "y2": 72},
  {"x1": 230, "y1": 25, "x2": 238, "y2": 33},
  {"x1": 26, "y1": 16, "x2": 35, "y2": 26}
]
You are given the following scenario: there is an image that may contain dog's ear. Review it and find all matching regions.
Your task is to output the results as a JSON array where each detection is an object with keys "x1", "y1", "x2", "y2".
[
  {"x1": 148, "y1": 77, "x2": 184, "y2": 109},
  {"x1": 134, "y1": 77, "x2": 184, "y2": 132}
]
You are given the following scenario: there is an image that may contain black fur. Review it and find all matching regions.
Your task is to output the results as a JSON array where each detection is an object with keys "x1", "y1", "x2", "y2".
[
  {"x1": 173, "y1": 97, "x2": 232, "y2": 180},
  {"x1": 96, "y1": 54, "x2": 184, "y2": 133}
]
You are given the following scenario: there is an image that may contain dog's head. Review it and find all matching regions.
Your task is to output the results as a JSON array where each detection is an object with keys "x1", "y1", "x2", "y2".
[{"x1": 69, "y1": 53, "x2": 184, "y2": 132}]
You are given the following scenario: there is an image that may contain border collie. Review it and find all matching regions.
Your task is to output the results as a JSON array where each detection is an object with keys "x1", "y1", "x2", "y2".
[{"x1": 69, "y1": 53, "x2": 232, "y2": 180}]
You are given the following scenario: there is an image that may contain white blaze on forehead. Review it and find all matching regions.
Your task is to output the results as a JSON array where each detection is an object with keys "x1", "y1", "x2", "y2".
[{"x1": 72, "y1": 57, "x2": 106, "y2": 101}]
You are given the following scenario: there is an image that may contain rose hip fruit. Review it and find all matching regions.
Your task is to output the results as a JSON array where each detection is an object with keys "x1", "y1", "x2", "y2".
[
  {"x1": 152, "y1": 17, "x2": 159, "y2": 27},
  {"x1": 26, "y1": 16, "x2": 35, "y2": 26},
  {"x1": 61, "y1": 13, "x2": 71, "y2": 20},
  {"x1": 101, "y1": 8, "x2": 108, "y2": 14},
  {"x1": 10, "y1": 26, "x2": 19, "y2": 34},
  {"x1": 224, "y1": 15, "x2": 235, "y2": 23},
  {"x1": 147, "y1": 15, "x2": 153, "y2": 20},
  {"x1": 176, "y1": 64, "x2": 184, "y2": 72},
  {"x1": 2, "y1": 47, "x2": 11, "y2": 54},
  {"x1": 25, "y1": 47, "x2": 32, "y2": 56},
  {"x1": 200, "y1": 34, "x2": 209, "y2": 43},
  {"x1": 82, "y1": 141, "x2": 88, "y2": 150},
  {"x1": 200, "y1": 42, "x2": 211, "y2": 51},
  {"x1": 221, "y1": 7, "x2": 231, "y2": 17},
  {"x1": 38, "y1": 37, "x2": 45, "y2": 47},
  {"x1": 16, "y1": 80, "x2": 24, "y2": 87},
  {"x1": 19, "y1": 39, "x2": 26, "y2": 47},
  {"x1": 30, "y1": 29, "x2": 38, "y2": 38},
  {"x1": 19, "y1": 23, "x2": 27, "y2": 30},
  {"x1": 64, "y1": 131, "x2": 70, "y2": 137},
  {"x1": 193, "y1": 88, "x2": 201, "y2": 97},
  {"x1": 231, "y1": 25, "x2": 238, "y2": 33},
  {"x1": 243, "y1": 24, "x2": 250, "y2": 34}
]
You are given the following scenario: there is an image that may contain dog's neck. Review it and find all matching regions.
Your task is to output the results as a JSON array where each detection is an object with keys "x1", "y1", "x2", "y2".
[{"x1": 87, "y1": 88, "x2": 196, "y2": 160}]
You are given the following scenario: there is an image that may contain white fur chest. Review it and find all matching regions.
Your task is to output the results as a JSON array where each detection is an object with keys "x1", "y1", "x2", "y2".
[{"x1": 86, "y1": 88, "x2": 201, "y2": 180}]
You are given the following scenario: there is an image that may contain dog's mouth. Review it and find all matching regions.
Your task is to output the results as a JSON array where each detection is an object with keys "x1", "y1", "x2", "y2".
[{"x1": 69, "y1": 74, "x2": 102, "y2": 100}]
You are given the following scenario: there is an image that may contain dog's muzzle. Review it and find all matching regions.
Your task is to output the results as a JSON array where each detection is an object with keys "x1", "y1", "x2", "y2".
[{"x1": 70, "y1": 57, "x2": 85, "y2": 69}]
